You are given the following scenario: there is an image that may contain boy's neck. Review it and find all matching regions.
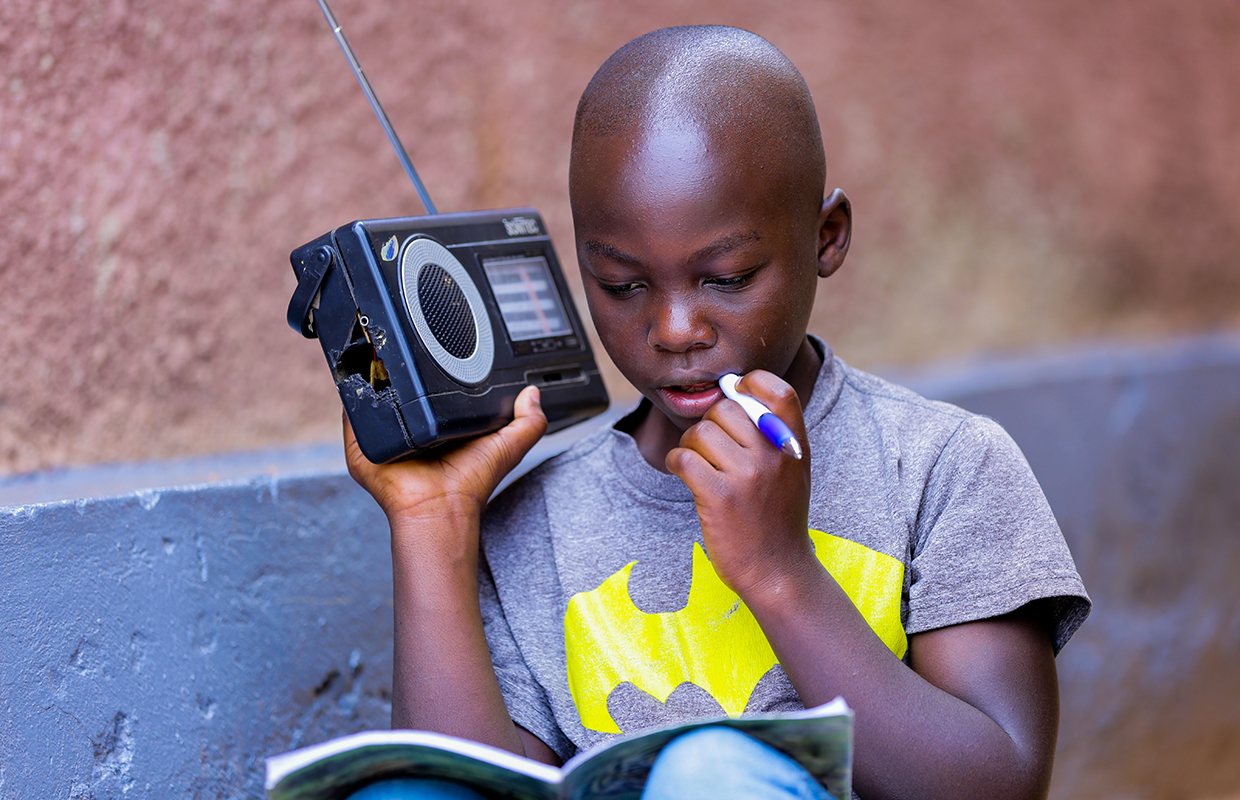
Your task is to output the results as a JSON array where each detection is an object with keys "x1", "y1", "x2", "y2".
[{"x1": 628, "y1": 337, "x2": 823, "y2": 472}]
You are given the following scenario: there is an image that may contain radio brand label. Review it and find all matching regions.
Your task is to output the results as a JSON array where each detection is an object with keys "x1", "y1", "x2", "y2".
[
  {"x1": 380, "y1": 235, "x2": 399, "y2": 261},
  {"x1": 502, "y1": 217, "x2": 540, "y2": 237}
]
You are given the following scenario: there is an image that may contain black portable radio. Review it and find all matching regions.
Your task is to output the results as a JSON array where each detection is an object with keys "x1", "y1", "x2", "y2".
[{"x1": 287, "y1": 0, "x2": 608, "y2": 463}]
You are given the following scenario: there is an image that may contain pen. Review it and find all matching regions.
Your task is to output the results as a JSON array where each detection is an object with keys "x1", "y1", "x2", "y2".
[{"x1": 718, "y1": 374, "x2": 803, "y2": 459}]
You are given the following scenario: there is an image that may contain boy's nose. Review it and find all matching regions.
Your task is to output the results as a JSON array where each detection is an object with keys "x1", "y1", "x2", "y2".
[{"x1": 648, "y1": 296, "x2": 715, "y2": 353}]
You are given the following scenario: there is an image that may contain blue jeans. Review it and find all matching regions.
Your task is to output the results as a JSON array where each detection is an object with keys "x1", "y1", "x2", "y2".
[{"x1": 345, "y1": 727, "x2": 836, "y2": 799}]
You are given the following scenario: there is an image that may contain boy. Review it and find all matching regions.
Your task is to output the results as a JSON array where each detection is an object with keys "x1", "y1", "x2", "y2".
[{"x1": 344, "y1": 25, "x2": 1090, "y2": 800}]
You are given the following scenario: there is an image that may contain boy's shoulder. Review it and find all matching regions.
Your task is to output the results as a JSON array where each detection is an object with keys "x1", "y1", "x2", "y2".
[
  {"x1": 809, "y1": 341, "x2": 977, "y2": 438},
  {"x1": 810, "y1": 345, "x2": 1035, "y2": 484},
  {"x1": 834, "y1": 356, "x2": 971, "y2": 425}
]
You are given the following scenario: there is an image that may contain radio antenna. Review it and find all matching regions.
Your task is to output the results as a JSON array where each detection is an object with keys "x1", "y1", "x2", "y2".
[{"x1": 314, "y1": 0, "x2": 438, "y2": 215}]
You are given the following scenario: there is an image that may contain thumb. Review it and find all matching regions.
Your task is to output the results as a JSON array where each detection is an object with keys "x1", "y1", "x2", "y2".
[{"x1": 484, "y1": 385, "x2": 548, "y2": 477}]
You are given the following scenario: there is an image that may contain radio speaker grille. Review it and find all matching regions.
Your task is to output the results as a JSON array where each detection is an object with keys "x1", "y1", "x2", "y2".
[
  {"x1": 417, "y1": 262, "x2": 477, "y2": 360},
  {"x1": 399, "y1": 237, "x2": 494, "y2": 385}
]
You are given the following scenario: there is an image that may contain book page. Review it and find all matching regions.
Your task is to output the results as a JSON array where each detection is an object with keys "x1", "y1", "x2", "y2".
[
  {"x1": 266, "y1": 701, "x2": 851, "y2": 800},
  {"x1": 559, "y1": 699, "x2": 852, "y2": 800},
  {"x1": 266, "y1": 730, "x2": 562, "y2": 800}
]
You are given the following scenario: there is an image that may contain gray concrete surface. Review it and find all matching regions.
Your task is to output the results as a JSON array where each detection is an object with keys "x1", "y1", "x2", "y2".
[
  {"x1": 2, "y1": 334, "x2": 1239, "y2": 800},
  {"x1": 0, "y1": 473, "x2": 391, "y2": 799},
  {"x1": 894, "y1": 334, "x2": 1240, "y2": 800}
]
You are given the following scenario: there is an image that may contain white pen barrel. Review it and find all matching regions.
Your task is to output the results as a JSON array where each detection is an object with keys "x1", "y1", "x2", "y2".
[{"x1": 718, "y1": 373, "x2": 771, "y2": 424}]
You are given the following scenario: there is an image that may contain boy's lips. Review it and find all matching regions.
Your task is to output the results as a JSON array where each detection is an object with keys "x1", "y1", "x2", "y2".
[{"x1": 656, "y1": 380, "x2": 725, "y2": 419}]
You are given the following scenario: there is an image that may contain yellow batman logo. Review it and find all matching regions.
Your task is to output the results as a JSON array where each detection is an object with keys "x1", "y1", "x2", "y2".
[{"x1": 564, "y1": 529, "x2": 906, "y2": 734}]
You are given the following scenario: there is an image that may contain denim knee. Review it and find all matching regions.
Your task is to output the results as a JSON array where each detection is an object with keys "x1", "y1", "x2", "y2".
[
  {"x1": 642, "y1": 727, "x2": 835, "y2": 800},
  {"x1": 345, "y1": 778, "x2": 488, "y2": 800}
]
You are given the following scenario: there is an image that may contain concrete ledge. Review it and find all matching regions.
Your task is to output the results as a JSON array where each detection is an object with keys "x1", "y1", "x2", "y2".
[
  {"x1": 2, "y1": 334, "x2": 1238, "y2": 800},
  {"x1": 0, "y1": 473, "x2": 392, "y2": 799},
  {"x1": 0, "y1": 441, "x2": 347, "y2": 508}
]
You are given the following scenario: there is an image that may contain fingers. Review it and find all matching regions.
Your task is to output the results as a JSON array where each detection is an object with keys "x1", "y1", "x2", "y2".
[
  {"x1": 506, "y1": 385, "x2": 548, "y2": 453},
  {"x1": 666, "y1": 441, "x2": 727, "y2": 490},
  {"x1": 734, "y1": 370, "x2": 807, "y2": 441},
  {"x1": 677, "y1": 410, "x2": 751, "y2": 468},
  {"x1": 342, "y1": 410, "x2": 371, "y2": 478},
  {"x1": 485, "y1": 385, "x2": 548, "y2": 478},
  {"x1": 668, "y1": 370, "x2": 808, "y2": 478},
  {"x1": 513, "y1": 384, "x2": 546, "y2": 427},
  {"x1": 341, "y1": 386, "x2": 548, "y2": 514},
  {"x1": 667, "y1": 402, "x2": 763, "y2": 493}
]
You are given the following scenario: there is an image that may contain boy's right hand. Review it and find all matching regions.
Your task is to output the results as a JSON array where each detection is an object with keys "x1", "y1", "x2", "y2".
[
  {"x1": 344, "y1": 385, "x2": 548, "y2": 527},
  {"x1": 667, "y1": 371, "x2": 814, "y2": 596},
  {"x1": 352, "y1": 385, "x2": 547, "y2": 751}
]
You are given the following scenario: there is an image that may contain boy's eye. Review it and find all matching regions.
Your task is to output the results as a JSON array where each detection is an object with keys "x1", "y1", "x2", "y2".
[
  {"x1": 598, "y1": 281, "x2": 643, "y2": 296},
  {"x1": 704, "y1": 270, "x2": 757, "y2": 290}
]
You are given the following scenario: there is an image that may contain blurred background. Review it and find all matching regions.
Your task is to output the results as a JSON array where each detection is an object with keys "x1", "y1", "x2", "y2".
[
  {"x1": 2, "y1": 0, "x2": 1236, "y2": 475},
  {"x1": 2, "y1": 2, "x2": 1239, "y2": 799}
]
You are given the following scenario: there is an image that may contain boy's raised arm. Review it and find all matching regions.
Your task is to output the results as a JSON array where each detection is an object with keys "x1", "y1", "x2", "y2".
[
  {"x1": 670, "y1": 371, "x2": 1059, "y2": 800},
  {"x1": 343, "y1": 385, "x2": 556, "y2": 762},
  {"x1": 743, "y1": 553, "x2": 1058, "y2": 800}
]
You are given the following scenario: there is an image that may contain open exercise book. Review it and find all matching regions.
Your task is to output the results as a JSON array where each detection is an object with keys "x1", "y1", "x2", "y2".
[{"x1": 265, "y1": 697, "x2": 852, "y2": 800}]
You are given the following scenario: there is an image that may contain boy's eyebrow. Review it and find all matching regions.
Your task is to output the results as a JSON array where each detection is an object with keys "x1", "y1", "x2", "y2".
[
  {"x1": 583, "y1": 231, "x2": 762, "y2": 269},
  {"x1": 583, "y1": 240, "x2": 644, "y2": 268},
  {"x1": 686, "y1": 231, "x2": 762, "y2": 265}
]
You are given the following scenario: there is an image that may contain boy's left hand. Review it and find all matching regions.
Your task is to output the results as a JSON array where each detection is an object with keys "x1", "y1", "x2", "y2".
[{"x1": 666, "y1": 370, "x2": 815, "y2": 594}]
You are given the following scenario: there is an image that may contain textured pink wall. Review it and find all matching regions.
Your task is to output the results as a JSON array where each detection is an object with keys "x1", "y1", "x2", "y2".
[{"x1": 1, "y1": 0, "x2": 1238, "y2": 474}]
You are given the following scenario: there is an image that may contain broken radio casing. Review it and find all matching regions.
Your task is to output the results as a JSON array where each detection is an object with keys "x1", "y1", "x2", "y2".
[{"x1": 288, "y1": 208, "x2": 610, "y2": 463}]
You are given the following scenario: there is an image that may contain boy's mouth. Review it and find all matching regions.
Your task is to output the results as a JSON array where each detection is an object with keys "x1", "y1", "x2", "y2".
[{"x1": 656, "y1": 380, "x2": 725, "y2": 419}]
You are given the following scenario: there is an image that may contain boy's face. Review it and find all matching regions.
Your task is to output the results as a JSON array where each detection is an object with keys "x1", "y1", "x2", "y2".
[{"x1": 571, "y1": 122, "x2": 825, "y2": 432}]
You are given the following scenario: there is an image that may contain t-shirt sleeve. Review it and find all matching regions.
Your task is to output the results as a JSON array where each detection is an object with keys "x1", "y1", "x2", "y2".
[
  {"x1": 477, "y1": 497, "x2": 575, "y2": 761},
  {"x1": 906, "y1": 414, "x2": 1091, "y2": 653}
]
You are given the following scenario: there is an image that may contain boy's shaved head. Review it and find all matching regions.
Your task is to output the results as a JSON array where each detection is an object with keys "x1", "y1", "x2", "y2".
[
  {"x1": 571, "y1": 26, "x2": 826, "y2": 219},
  {"x1": 569, "y1": 26, "x2": 852, "y2": 456}
]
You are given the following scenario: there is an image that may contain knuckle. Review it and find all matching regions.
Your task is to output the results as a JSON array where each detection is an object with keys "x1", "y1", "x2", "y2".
[
  {"x1": 768, "y1": 381, "x2": 797, "y2": 406},
  {"x1": 680, "y1": 420, "x2": 710, "y2": 448}
]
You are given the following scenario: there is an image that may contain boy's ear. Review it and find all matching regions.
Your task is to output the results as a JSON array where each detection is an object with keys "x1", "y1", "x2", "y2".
[{"x1": 816, "y1": 188, "x2": 852, "y2": 278}]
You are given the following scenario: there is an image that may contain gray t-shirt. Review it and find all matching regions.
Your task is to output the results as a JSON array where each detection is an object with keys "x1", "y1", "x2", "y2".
[{"x1": 479, "y1": 341, "x2": 1090, "y2": 762}]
